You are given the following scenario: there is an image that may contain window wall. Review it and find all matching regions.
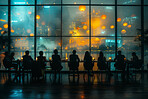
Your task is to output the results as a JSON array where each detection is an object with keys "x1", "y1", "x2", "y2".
[{"x1": 0, "y1": 0, "x2": 147, "y2": 70}]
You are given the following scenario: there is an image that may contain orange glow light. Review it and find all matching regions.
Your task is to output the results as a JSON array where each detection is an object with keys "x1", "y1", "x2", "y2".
[
  {"x1": 0, "y1": 27, "x2": 2, "y2": 30},
  {"x1": 101, "y1": 26, "x2": 106, "y2": 30},
  {"x1": 123, "y1": 22, "x2": 128, "y2": 27},
  {"x1": 11, "y1": 30, "x2": 14, "y2": 33},
  {"x1": 41, "y1": 22, "x2": 45, "y2": 25},
  {"x1": 121, "y1": 29, "x2": 126, "y2": 34},
  {"x1": 91, "y1": 18, "x2": 101, "y2": 29},
  {"x1": 101, "y1": 15, "x2": 107, "y2": 20},
  {"x1": 127, "y1": 25, "x2": 131, "y2": 28},
  {"x1": 36, "y1": 15, "x2": 40, "y2": 20},
  {"x1": 117, "y1": 18, "x2": 122, "y2": 22},
  {"x1": 110, "y1": 25, "x2": 115, "y2": 29},
  {"x1": 30, "y1": 33, "x2": 34, "y2": 36},
  {"x1": 79, "y1": 5, "x2": 86, "y2": 12},
  {"x1": 76, "y1": 27, "x2": 80, "y2": 30},
  {"x1": 86, "y1": 30, "x2": 89, "y2": 34},
  {"x1": 83, "y1": 25, "x2": 87, "y2": 30},
  {"x1": 109, "y1": 57, "x2": 112, "y2": 60},
  {"x1": 28, "y1": 11, "x2": 32, "y2": 14},
  {"x1": 3, "y1": 24, "x2": 8, "y2": 29}
]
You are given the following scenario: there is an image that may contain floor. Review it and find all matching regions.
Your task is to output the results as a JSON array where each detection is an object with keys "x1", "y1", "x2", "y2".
[{"x1": 0, "y1": 72, "x2": 148, "y2": 99}]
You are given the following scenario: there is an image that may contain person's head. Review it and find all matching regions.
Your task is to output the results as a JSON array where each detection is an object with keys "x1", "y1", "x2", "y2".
[
  {"x1": 132, "y1": 52, "x2": 136, "y2": 56},
  {"x1": 39, "y1": 51, "x2": 43, "y2": 56},
  {"x1": 54, "y1": 49, "x2": 58, "y2": 55},
  {"x1": 118, "y1": 51, "x2": 122, "y2": 55},
  {"x1": 85, "y1": 51, "x2": 90, "y2": 57},
  {"x1": 4, "y1": 51, "x2": 9, "y2": 56},
  {"x1": 72, "y1": 50, "x2": 76, "y2": 55},
  {"x1": 99, "y1": 51, "x2": 104, "y2": 57},
  {"x1": 25, "y1": 50, "x2": 29, "y2": 56},
  {"x1": 11, "y1": 52, "x2": 15, "y2": 57}
]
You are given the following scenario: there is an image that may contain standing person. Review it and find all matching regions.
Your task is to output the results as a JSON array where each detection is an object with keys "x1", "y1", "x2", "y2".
[
  {"x1": 97, "y1": 51, "x2": 107, "y2": 70},
  {"x1": 69, "y1": 50, "x2": 80, "y2": 70},
  {"x1": 22, "y1": 50, "x2": 33, "y2": 70},
  {"x1": 131, "y1": 52, "x2": 141, "y2": 69},
  {"x1": 51, "y1": 49, "x2": 63, "y2": 71},
  {"x1": 84, "y1": 51, "x2": 93, "y2": 70},
  {"x1": 3, "y1": 52, "x2": 11, "y2": 70}
]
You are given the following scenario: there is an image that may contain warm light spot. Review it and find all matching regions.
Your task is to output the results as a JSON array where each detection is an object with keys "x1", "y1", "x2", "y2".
[
  {"x1": 65, "y1": 47, "x2": 68, "y2": 50},
  {"x1": 0, "y1": 19, "x2": 6, "y2": 22},
  {"x1": 101, "y1": 15, "x2": 107, "y2": 20},
  {"x1": 41, "y1": 22, "x2": 45, "y2": 25},
  {"x1": 91, "y1": 18, "x2": 101, "y2": 29},
  {"x1": 27, "y1": 29, "x2": 31, "y2": 33},
  {"x1": 86, "y1": 30, "x2": 89, "y2": 34},
  {"x1": 3, "y1": 24, "x2": 8, "y2": 29},
  {"x1": 66, "y1": 57, "x2": 68, "y2": 61},
  {"x1": 1, "y1": 31, "x2": 5, "y2": 34},
  {"x1": 69, "y1": 31, "x2": 73, "y2": 34},
  {"x1": 21, "y1": 38, "x2": 23, "y2": 40},
  {"x1": 28, "y1": 11, "x2": 32, "y2": 14},
  {"x1": 110, "y1": 25, "x2": 115, "y2": 29},
  {"x1": 30, "y1": 33, "x2": 34, "y2": 36},
  {"x1": 123, "y1": 22, "x2": 128, "y2": 27},
  {"x1": 74, "y1": 2, "x2": 76, "y2": 4},
  {"x1": 124, "y1": 58, "x2": 126, "y2": 61},
  {"x1": 49, "y1": 57, "x2": 52, "y2": 61},
  {"x1": 76, "y1": 27, "x2": 80, "y2": 30},
  {"x1": 17, "y1": 13, "x2": 20, "y2": 15},
  {"x1": 127, "y1": 25, "x2": 131, "y2": 28},
  {"x1": 83, "y1": 25, "x2": 87, "y2": 30},
  {"x1": 11, "y1": 30, "x2": 14, "y2": 33},
  {"x1": 95, "y1": 38, "x2": 100, "y2": 41},
  {"x1": 101, "y1": 26, "x2": 106, "y2": 30},
  {"x1": 36, "y1": 15, "x2": 40, "y2": 20},
  {"x1": 79, "y1": 5, "x2": 86, "y2": 12},
  {"x1": 121, "y1": 29, "x2": 126, "y2": 34},
  {"x1": 0, "y1": 27, "x2": 2, "y2": 30},
  {"x1": 109, "y1": 57, "x2": 112, "y2": 60},
  {"x1": 92, "y1": 57, "x2": 95, "y2": 60},
  {"x1": 117, "y1": 18, "x2": 122, "y2": 22}
]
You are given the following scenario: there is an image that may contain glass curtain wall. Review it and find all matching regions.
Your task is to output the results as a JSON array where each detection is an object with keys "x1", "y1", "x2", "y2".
[{"x1": 0, "y1": 0, "x2": 147, "y2": 70}]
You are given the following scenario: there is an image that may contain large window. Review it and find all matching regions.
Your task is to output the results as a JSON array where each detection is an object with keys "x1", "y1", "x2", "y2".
[{"x1": 0, "y1": 0, "x2": 147, "y2": 70}]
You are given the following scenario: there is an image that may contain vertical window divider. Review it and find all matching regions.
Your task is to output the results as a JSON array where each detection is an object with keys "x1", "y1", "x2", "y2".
[
  {"x1": 115, "y1": 0, "x2": 118, "y2": 57},
  {"x1": 8, "y1": 0, "x2": 11, "y2": 53},
  {"x1": 89, "y1": 0, "x2": 91, "y2": 54},
  {"x1": 61, "y1": 0, "x2": 63, "y2": 59},
  {"x1": 34, "y1": 0, "x2": 37, "y2": 60}
]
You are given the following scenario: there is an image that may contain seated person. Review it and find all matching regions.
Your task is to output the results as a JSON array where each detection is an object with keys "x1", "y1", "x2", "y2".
[
  {"x1": 84, "y1": 51, "x2": 94, "y2": 70},
  {"x1": 97, "y1": 51, "x2": 107, "y2": 70},
  {"x1": 68, "y1": 50, "x2": 80, "y2": 70},
  {"x1": 10, "y1": 52, "x2": 18, "y2": 71},
  {"x1": 131, "y1": 52, "x2": 141, "y2": 69},
  {"x1": 22, "y1": 50, "x2": 33, "y2": 70},
  {"x1": 51, "y1": 49, "x2": 63, "y2": 71},
  {"x1": 114, "y1": 51, "x2": 126, "y2": 70},
  {"x1": 3, "y1": 52, "x2": 11, "y2": 70}
]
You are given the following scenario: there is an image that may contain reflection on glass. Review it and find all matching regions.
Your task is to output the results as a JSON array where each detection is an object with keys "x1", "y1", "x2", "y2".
[
  {"x1": 37, "y1": 0, "x2": 61, "y2": 4},
  {"x1": 91, "y1": 37, "x2": 115, "y2": 60},
  {"x1": 11, "y1": 0, "x2": 35, "y2": 5},
  {"x1": 10, "y1": 37, "x2": 34, "y2": 59},
  {"x1": 37, "y1": 37, "x2": 61, "y2": 59},
  {"x1": 62, "y1": 37, "x2": 89, "y2": 60},
  {"x1": 0, "y1": 0, "x2": 8, "y2": 5},
  {"x1": 37, "y1": 6, "x2": 61, "y2": 36},
  {"x1": 91, "y1": 6, "x2": 115, "y2": 36},
  {"x1": 11, "y1": 6, "x2": 34, "y2": 36},
  {"x1": 117, "y1": 6, "x2": 141, "y2": 36},
  {"x1": 63, "y1": 0, "x2": 89, "y2": 4},
  {"x1": 62, "y1": 6, "x2": 89, "y2": 36},
  {"x1": 117, "y1": 0, "x2": 141, "y2": 5},
  {"x1": 91, "y1": 0, "x2": 115, "y2": 4},
  {"x1": 117, "y1": 37, "x2": 141, "y2": 60},
  {"x1": 0, "y1": 6, "x2": 8, "y2": 36}
]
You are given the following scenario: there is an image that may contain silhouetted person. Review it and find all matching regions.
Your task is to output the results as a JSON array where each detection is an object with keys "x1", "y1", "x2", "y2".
[
  {"x1": 3, "y1": 52, "x2": 11, "y2": 70},
  {"x1": 22, "y1": 50, "x2": 33, "y2": 70},
  {"x1": 114, "y1": 51, "x2": 126, "y2": 70},
  {"x1": 131, "y1": 52, "x2": 141, "y2": 69},
  {"x1": 51, "y1": 49, "x2": 63, "y2": 71},
  {"x1": 97, "y1": 51, "x2": 107, "y2": 70},
  {"x1": 69, "y1": 50, "x2": 80, "y2": 70},
  {"x1": 84, "y1": 51, "x2": 93, "y2": 70},
  {"x1": 10, "y1": 52, "x2": 18, "y2": 70}
]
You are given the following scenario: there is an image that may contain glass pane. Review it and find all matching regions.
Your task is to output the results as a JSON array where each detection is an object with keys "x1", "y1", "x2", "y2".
[
  {"x1": 11, "y1": 6, "x2": 34, "y2": 36},
  {"x1": 62, "y1": 6, "x2": 89, "y2": 36},
  {"x1": 117, "y1": 0, "x2": 141, "y2": 5},
  {"x1": 0, "y1": 0, "x2": 8, "y2": 5},
  {"x1": 10, "y1": 37, "x2": 34, "y2": 60},
  {"x1": 11, "y1": 0, "x2": 35, "y2": 5},
  {"x1": 91, "y1": 0, "x2": 115, "y2": 4},
  {"x1": 37, "y1": 0, "x2": 61, "y2": 4},
  {"x1": 145, "y1": 0, "x2": 148, "y2": 5},
  {"x1": 0, "y1": 6, "x2": 8, "y2": 36},
  {"x1": 37, "y1": 37, "x2": 61, "y2": 60},
  {"x1": 91, "y1": 6, "x2": 115, "y2": 36},
  {"x1": 91, "y1": 37, "x2": 115, "y2": 61},
  {"x1": 62, "y1": 37, "x2": 89, "y2": 61},
  {"x1": 63, "y1": 0, "x2": 89, "y2": 4},
  {"x1": 37, "y1": 6, "x2": 61, "y2": 36},
  {"x1": 117, "y1": 37, "x2": 141, "y2": 60},
  {"x1": 0, "y1": 36, "x2": 8, "y2": 53},
  {"x1": 117, "y1": 6, "x2": 141, "y2": 36}
]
